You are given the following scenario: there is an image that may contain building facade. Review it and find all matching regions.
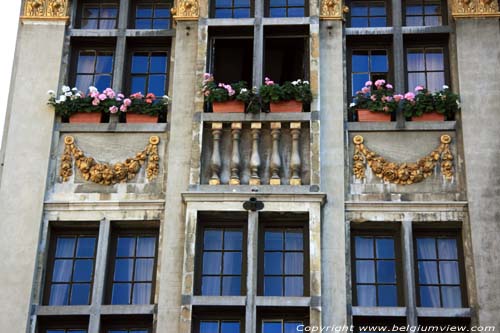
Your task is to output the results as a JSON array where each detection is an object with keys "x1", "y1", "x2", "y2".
[{"x1": 0, "y1": 0, "x2": 499, "y2": 332}]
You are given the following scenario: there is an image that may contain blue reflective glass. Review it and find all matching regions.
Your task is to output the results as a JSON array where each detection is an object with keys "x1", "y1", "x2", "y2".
[
  {"x1": 109, "y1": 331, "x2": 129, "y2": 333},
  {"x1": 131, "y1": 76, "x2": 147, "y2": 94},
  {"x1": 96, "y1": 54, "x2": 113, "y2": 73},
  {"x1": 406, "y1": 5, "x2": 423, "y2": 15},
  {"x1": 53, "y1": 259, "x2": 73, "y2": 282},
  {"x1": 114, "y1": 259, "x2": 134, "y2": 281},
  {"x1": 377, "y1": 261, "x2": 396, "y2": 283},
  {"x1": 353, "y1": 53, "x2": 369, "y2": 73},
  {"x1": 70, "y1": 283, "x2": 90, "y2": 305},
  {"x1": 264, "y1": 276, "x2": 282, "y2": 296},
  {"x1": 375, "y1": 238, "x2": 394, "y2": 259},
  {"x1": 222, "y1": 276, "x2": 241, "y2": 295},
  {"x1": 94, "y1": 75, "x2": 112, "y2": 91},
  {"x1": 137, "y1": 6, "x2": 153, "y2": 17},
  {"x1": 132, "y1": 54, "x2": 149, "y2": 73},
  {"x1": 352, "y1": 74, "x2": 369, "y2": 96},
  {"x1": 234, "y1": 8, "x2": 250, "y2": 18},
  {"x1": 284, "y1": 253, "x2": 303, "y2": 275},
  {"x1": 73, "y1": 259, "x2": 93, "y2": 282},
  {"x1": 284, "y1": 277, "x2": 303, "y2": 296},
  {"x1": 420, "y1": 285, "x2": 440, "y2": 307},
  {"x1": 76, "y1": 237, "x2": 96, "y2": 257},
  {"x1": 417, "y1": 238, "x2": 437, "y2": 259},
  {"x1": 425, "y1": 4, "x2": 441, "y2": 14},
  {"x1": 439, "y1": 262, "x2": 460, "y2": 284},
  {"x1": 265, "y1": 231, "x2": 283, "y2": 250},
  {"x1": 351, "y1": 5, "x2": 368, "y2": 16},
  {"x1": 223, "y1": 252, "x2": 242, "y2": 274},
  {"x1": 224, "y1": 231, "x2": 243, "y2": 250},
  {"x1": 351, "y1": 17, "x2": 368, "y2": 27},
  {"x1": 204, "y1": 230, "x2": 223, "y2": 250},
  {"x1": 77, "y1": 53, "x2": 95, "y2": 73},
  {"x1": 131, "y1": 330, "x2": 148, "y2": 333},
  {"x1": 437, "y1": 239, "x2": 458, "y2": 259},
  {"x1": 137, "y1": 237, "x2": 156, "y2": 257},
  {"x1": 235, "y1": 0, "x2": 250, "y2": 6},
  {"x1": 83, "y1": 7, "x2": 99, "y2": 18},
  {"x1": 264, "y1": 252, "x2": 282, "y2": 275},
  {"x1": 153, "y1": 19, "x2": 170, "y2": 29},
  {"x1": 111, "y1": 283, "x2": 131, "y2": 304},
  {"x1": 370, "y1": 4, "x2": 386, "y2": 15},
  {"x1": 288, "y1": 0, "x2": 304, "y2": 7},
  {"x1": 418, "y1": 261, "x2": 439, "y2": 284},
  {"x1": 426, "y1": 50, "x2": 444, "y2": 70},
  {"x1": 370, "y1": 17, "x2": 386, "y2": 27},
  {"x1": 49, "y1": 284, "x2": 70, "y2": 305},
  {"x1": 202, "y1": 276, "x2": 221, "y2": 295},
  {"x1": 287, "y1": 8, "x2": 304, "y2": 17},
  {"x1": 117, "y1": 237, "x2": 136, "y2": 257},
  {"x1": 441, "y1": 286, "x2": 462, "y2": 307},
  {"x1": 217, "y1": 0, "x2": 233, "y2": 7},
  {"x1": 100, "y1": 19, "x2": 117, "y2": 29},
  {"x1": 285, "y1": 231, "x2": 303, "y2": 250},
  {"x1": 354, "y1": 236, "x2": 373, "y2": 258},
  {"x1": 155, "y1": 7, "x2": 170, "y2": 17},
  {"x1": 101, "y1": 7, "x2": 118, "y2": 18},
  {"x1": 221, "y1": 322, "x2": 240, "y2": 333},
  {"x1": 200, "y1": 321, "x2": 219, "y2": 333},
  {"x1": 356, "y1": 260, "x2": 375, "y2": 283},
  {"x1": 203, "y1": 252, "x2": 222, "y2": 274},
  {"x1": 263, "y1": 322, "x2": 281, "y2": 333},
  {"x1": 56, "y1": 237, "x2": 76, "y2": 258},
  {"x1": 215, "y1": 9, "x2": 232, "y2": 18},
  {"x1": 357, "y1": 285, "x2": 376, "y2": 306},
  {"x1": 371, "y1": 52, "x2": 388, "y2": 72},
  {"x1": 132, "y1": 283, "x2": 151, "y2": 304},
  {"x1": 269, "y1": 8, "x2": 286, "y2": 17},
  {"x1": 285, "y1": 322, "x2": 303, "y2": 333},
  {"x1": 378, "y1": 285, "x2": 397, "y2": 306},
  {"x1": 135, "y1": 258, "x2": 154, "y2": 281},
  {"x1": 47, "y1": 331, "x2": 66, "y2": 333},
  {"x1": 270, "y1": 0, "x2": 286, "y2": 6},
  {"x1": 81, "y1": 19, "x2": 98, "y2": 29},
  {"x1": 148, "y1": 75, "x2": 166, "y2": 96},
  {"x1": 406, "y1": 16, "x2": 423, "y2": 26},
  {"x1": 150, "y1": 54, "x2": 167, "y2": 73},
  {"x1": 135, "y1": 19, "x2": 151, "y2": 29}
]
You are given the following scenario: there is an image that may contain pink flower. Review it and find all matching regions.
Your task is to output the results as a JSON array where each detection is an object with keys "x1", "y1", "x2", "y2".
[
  {"x1": 370, "y1": 95, "x2": 377, "y2": 101},
  {"x1": 104, "y1": 88, "x2": 115, "y2": 99},
  {"x1": 386, "y1": 96, "x2": 393, "y2": 102},
  {"x1": 375, "y1": 79, "x2": 386, "y2": 88},
  {"x1": 118, "y1": 93, "x2": 124, "y2": 99},
  {"x1": 415, "y1": 85, "x2": 424, "y2": 92},
  {"x1": 394, "y1": 94, "x2": 403, "y2": 102},
  {"x1": 120, "y1": 105, "x2": 128, "y2": 112},
  {"x1": 265, "y1": 77, "x2": 274, "y2": 86},
  {"x1": 123, "y1": 98, "x2": 132, "y2": 107},
  {"x1": 90, "y1": 91, "x2": 99, "y2": 98},
  {"x1": 92, "y1": 98, "x2": 100, "y2": 106},
  {"x1": 383, "y1": 106, "x2": 389, "y2": 112},
  {"x1": 146, "y1": 93, "x2": 156, "y2": 100},
  {"x1": 204, "y1": 73, "x2": 211, "y2": 80},
  {"x1": 218, "y1": 83, "x2": 224, "y2": 87},
  {"x1": 109, "y1": 106, "x2": 118, "y2": 114},
  {"x1": 365, "y1": 81, "x2": 372, "y2": 87},
  {"x1": 404, "y1": 92, "x2": 415, "y2": 101},
  {"x1": 98, "y1": 94, "x2": 107, "y2": 101},
  {"x1": 386, "y1": 84, "x2": 393, "y2": 89},
  {"x1": 131, "y1": 92, "x2": 143, "y2": 99},
  {"x1": 361, "y1": 87, "x2": 370, "y2": 94}
]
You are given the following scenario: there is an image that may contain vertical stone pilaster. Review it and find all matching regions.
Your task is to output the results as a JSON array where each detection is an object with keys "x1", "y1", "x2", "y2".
[{"x1": 209, "y1": 122, "x2": 223, "y2": 185}]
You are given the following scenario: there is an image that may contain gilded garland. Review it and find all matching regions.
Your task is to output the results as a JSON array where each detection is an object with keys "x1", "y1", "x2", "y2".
[
  {"x1": 60, "y1": 136, "x2": 160, "y2": 185},
  {"x1": 352, "y1": 134, "x2": 454, "y2": 185},
  {"x1": 23, "y1": 0, "x2": 69, "y2": 19}
]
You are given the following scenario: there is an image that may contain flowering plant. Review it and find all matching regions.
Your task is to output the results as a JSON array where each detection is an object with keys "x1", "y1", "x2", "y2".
[
  {"x1": 259, "y1": 78, "x2": 312, "y2": 105},
  {"x1": 202, "y1": 73, "x2": 253, "y2": 104},
  {"x1": 123, "y1": 92, "x2": 170, "y2": 116},
  {"x1": 401, "y1": 85, "x2": 460, "y2": 118},
  {"x1": 349, "y1": 80, "x2": 399, "y2": 114}
]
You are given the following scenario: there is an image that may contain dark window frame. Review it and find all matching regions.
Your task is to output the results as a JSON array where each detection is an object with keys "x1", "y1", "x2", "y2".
[
  {"x1": 43, "y1": 228, "x2": 99, "y2": 306},
  {"x1": 130, "y1": 0, "x2": 174, "y2": 30},
  {"x1": 194, "y1": 213, "x2": 248, "y2": 296},
  {"x1": 257, "y1": 216, "x2": 310, "y2": 297},
  {"x1": 347, "y1": 0, "x2": 391, "y2": 28},
  {"x1": 403, "y1": 0, "x2": 448, "y2": 27},
  {"x1": 257, "y1": 308, "x2": 309, "y2": 333},
  {"x1": 350, "y1": 227, "x2": 404, "y2": 307},
  {"x1": 76, "y1": 0, "x2": 120, "y2": 29},
  {"x1": 101, "y1": 314, "x2": 154, "y2": 333},
  {"x1": 37, "y1": 315, "x2": 89, "y2": 333},
  {"x1": 413, "y1": 229, "x2": 468, "y2": 308},
  {"x1": 264, "y1": 0, "x2": 309, "y2": 18},
  {"x1": 192, "y1": 307, "x2": 245, "y2": 333},
  {"x1": 210, "y1": 0, "x2": 254, "y2": 19},
  {"x1": 105, "y1": 227, "x2": 160, "y2": 305}
]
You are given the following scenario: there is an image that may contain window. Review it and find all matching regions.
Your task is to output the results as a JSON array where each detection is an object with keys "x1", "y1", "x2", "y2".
[
  {"x1": 348, "y1": 1, "x2": 388, "y2": 27},
  {"x1": 349, "y1": 48, "x2": 390, "y2": 97},
  {"x1": 74, "y1": 50, "x2": 114, "y2": 92},
  {"x1": 128, "y1": 51, "x2": 169, "y2": 97},
  {"x1": 44, "y1": 232, "x2": 97, "y2": 306},
  {"x1": 405, "y1": 0, "x2": 444, "y2": 26},
  {"x1": 46, "y1": 330, "x2": 87, "y2": 333},
  {"x1": 107, "y1": 330, "x2": 149, "y2": 333},
  {"x1": 406, "y1": 47, "x2": 446, "y2": 92},
  {"x1": 260, "y1": 226, "x2": 307, "y2": 297},
  {"x1": 133, "y1": 1, "x2": 172, "y2": 29},
  {"x1": 414, "y1": 233, "x2": 466, "y2": 308},
  {"x1": 211, "y1": 0, "x2": 252, "y2": 18},
  {"x1": 266, "y1": 0, "x2": 307, "y2": 17},
  {"x1": 261, "y1": 320, "x2": 303, "y2": 333},
  {"x1": 198, "y1": 227, "x2": 245, "y2": 296},
  {"x1": 108, "y1": 231, "x2": 158, "y2": 305},
  {"x1": 351, "y1": 232, "x2": 401, "y2": 307},
  {"x1": 79, "y1": 2, "x2": 119, "y2": 29},
  {"x1": 199, "y1": 320, "x2": 242, "y2": 333}
]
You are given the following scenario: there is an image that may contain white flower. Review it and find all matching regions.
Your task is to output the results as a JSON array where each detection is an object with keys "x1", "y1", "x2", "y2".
[
  {"x1": 349, "y1": 102, "x2": 356, "y2": 107},
  {"x1": 240, "y1": 88, "x2": 248, "y2": 93},
  {"x1": 65, "y1": 91, "x2": 72, "y2": 97},
  {"x1": 62, "y1": 85, "x2": 71, "y2": 93},
  {"x1": 58, "y1": 95, "x2": 67, "y2": 102},
  {"x1": 303, "y1": 80, "x2": 309, "y2": 85},
  {"x1": 71, "y1": 87, "x2": 78, "y2": 91},
  {"x1": 75, "y1": 93, "x2": 82, "y2": 98},
  {"x1": 88, "y1": 86, "x2": 98, "y2": 93},
  {"x1": 47, "y1": 90, "x2": 55, "y2": 95},
  {"x1": 443, "y1": 85, "x2": 449, "y2": 89},
  {"x1": 292, "y1": 81, "x2": 298, "y2": 86},
  {"x1": 297, "y1": 79, "x2": 302, "y2": 83}
]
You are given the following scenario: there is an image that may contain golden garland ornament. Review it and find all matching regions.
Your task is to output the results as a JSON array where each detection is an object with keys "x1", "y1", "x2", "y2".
[
  {"x1": 22, "y1": 0, "x2": 69, "y2": 20},
  {"x1": 451, "y1": 0, "x2": 500, "y2": 18},
  {"x1": 60, "y1": 136, "x2": 160, "y2": 185},
  {"x1": 352, "y1": 134, "x2": 454, "y2": 185}
]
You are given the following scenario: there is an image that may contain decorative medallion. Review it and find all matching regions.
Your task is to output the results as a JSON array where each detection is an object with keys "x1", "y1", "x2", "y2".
[
  {"x1": 60, "y1": 136, "x2": 160, "y2": 185},
  {"x1": 451, "y1": 0, "x2": 500, "y2": 18},
  {"x1": 320, "y1": 0, "x2": 348, "y2": 20},
  {"x1": 171, "y1": 0, "x2": 199, "y2": 21},
  {"x1": 21, "y1": 0, "x2": 69, "y2": 21},
  {"x1": 352, "y1": 135, "x2": 454, "y2": 185}
]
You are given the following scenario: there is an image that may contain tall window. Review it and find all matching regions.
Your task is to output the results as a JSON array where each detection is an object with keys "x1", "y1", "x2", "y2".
[
  {"x1": 262, "y1": 320, "x2": 303, "y2": 333},
  {"x1": 405, "y1": 0, "x2": 443, "y2": 26},
  {"x1": 45, "y1": 233, "x2": 97, "y2": 306},
  {"x1": 212, "y1": 0, "x2": 252, "y2": 18},
  {"x1": 414, "y1": 233, "x2": 465, "y2": 308},
  {"x1": 261, "y1": 227, "x2": 306, "y2": 297},
  {"x1": 80, "y1": 2, "x2": 119, "y2": 29},
  {"x1": 198, "y1": 227, "x2": 244, "y2": 296},
  {"x1": 199, "y1": 320, "x2": 242, "y2": 333},
  {"x1": 74, "y1": 50, "x2": 114, "y2": 92},
  {"x1": 133, "y1": 1, "x2": 172, "y2": 29},
  {"x1": 350, "y1": 49, "x2": 389, "y2": 97},
  {"x1": 46, "y1": 330, "x2": 87, "y2": 333},
  {"x1": 267, "y1": 0, "x2": 306, "y2": 17},
  {"x1": 109, "y1": 232, "x2": 158, "y2": 305},
  {"x1": 129, "y1": 51, "x2": 169, "y2": 96},
  {"x1": 406, "y1": 47, "x2": 446, "y2": 91},
  {"x1": 349, "y1": 1, "x2": 388, "y2": 27},
  {"x1": 351, "y1": 233, "x2": 401, "y2": 307}
]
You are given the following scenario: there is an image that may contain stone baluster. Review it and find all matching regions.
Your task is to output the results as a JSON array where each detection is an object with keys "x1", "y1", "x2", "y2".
[
  {"x1": 270, "y1": 122, "x2": 282, "y2": 185},
  {"x1": 209, "y1": 122, "x2": 223, "y2": 185},
  {"x1": 249, "y1": 122, "x2": 262, "y2": 185},
  {"x1": 229, "y1": 122, "x2": 242, "y2": 185},
  {"x1": 290, "y1": 122, "x2": 302, "y2": 185}
]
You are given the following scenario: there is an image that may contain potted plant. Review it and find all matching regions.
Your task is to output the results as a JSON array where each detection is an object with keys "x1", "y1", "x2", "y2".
[
  {"x1": 349, "y1": 80, "x2": 399, "y2": 122},
  {"x1": 402, "y1": 85, "x2": 460, "y2": 121},
  {"x1": 121, "y1": 92, "x2": 169, "y2": 123},
  {"x1": 259, "y1": 78, "x2": 312, "y2": 113},
  {"x1": 202, "y1": 73, "x2": 253, "y2": 113}
]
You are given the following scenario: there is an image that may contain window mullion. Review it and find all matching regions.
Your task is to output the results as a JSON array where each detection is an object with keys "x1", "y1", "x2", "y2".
[
  {"x1": 245, "y1": 211, "x2": 258, "y2": 333},
  {"x1": 402, "y1": 219, "x2": 418, "y2": 327}
]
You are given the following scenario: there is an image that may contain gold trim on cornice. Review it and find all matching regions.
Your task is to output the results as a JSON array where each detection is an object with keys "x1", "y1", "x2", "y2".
[
  {"x1": 171, "y1": 0, "x2": 199, "y2": 22},
  {"x1": 21, "y1": 0, "x2": 69, "y2": 21},
  {"x1": 451, "y1": 0, "x2": 500, "y2": 18},
  {"x1": 320, "y1": 0, "x2": 348, "y2": 20}
]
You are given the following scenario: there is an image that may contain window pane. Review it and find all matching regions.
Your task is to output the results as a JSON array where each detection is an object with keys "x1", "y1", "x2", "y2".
[
  {"x1": 285, "y1": 323, "x2": 303, "y2": 333},
  {"x1": 135, "y1": 258, "x2": 154, "y2": 281},
  {"x1": 132, "y1": 283, "x2": 151, "y2": 304},
  {"x1": 356, "y1": 260, "x2": 375, "y2": 283},
  {"x1": 136, "y1": 19, "x2": 151, "y2": 29},
  {"x1": 204, "y1": 230, "x2": 223, "y2": 250},
  {"x1": 426, "y1": 72, "x2": 445, "y2": 92},
  {"x1": 420, "y1": 285, "x2": 440, "y2": 307},
  {"x1": 203, "y1": 252, "x2": 222, "y2": 274},
  {"x1": 94, "y1": 75, "x2": 112, "y2": 91},
  {"x1": 371, "y1": 53, "x2": 388, "y2": 73},
  {"x1": 155, "y1": 7, "x2": 170, "y2": 17},
  {"x1": 269, "y1": 8, "x2": 286, "y2": 17},
  {"x1": 441, "y1": 286, "x2": 462, "y2": 307},
  {"x1": 223, "y1": 252, "x2": 242, "y2": 274},
  {"x1": 96, "y1": 54, "x2": 113, "y2": 73},
  {"x1": 202, "y1": 276, "x2": 221, "y2": 295},
  {"x1": 148, "y1": 75, "x2": 166, "y2": 96},
  {"x1": 437, "y1": 239, "x2": 458, "y2": 259},
  {"x1": 101, "y1": 7, "x2": 118, "y2": 18},
  {"x1": 264, "y1": 276, "x2": 282, "y2": 296},
  {"x1": 351, "y1": 4, "x2": 368, "y2": 16},
  {"x1": 265, "y1": 231, "x2": 283, "y2": 250},
  {"x1": 224, "y1": 231, "x2": 243, "y2": 250},
  {"x1": 355, "y1": 237, "x2": 374, "y2": 259},
  {"x1": 73, "y1": 259, "x2": 93, "y2": 282},
  {"x1": 215, "y1": 9, "x2": 232, "y2": 17},
  {"x1": 70, "y1": 283, "x2": 91, "y2": 305},
  {"x1": 200, "y1": 321, "x2": 219, "y2": 333},
  {"x1": 235, "y1": 0, "x2": 250, "y2": 6},
  {"x1": 408, "y1": 73, "x2": 426, "y2": 91},
  {"x1": 153, "y1": 19, "x2": 170, "y2": 29},
  {"x1": 287, "y1": 7, "x2": 304, "y2": 17},
  {"x1": 137, "y1": 237, "x2": 156, "y2": 257},
  {"x1": 284, "y1": 276, "x2": 303, "y2": 296},
  {"x1": 53, "y1": 259, "x2": 73, "y2": 282},
  {"x1": 370, "y1": 4, "x2": 386, "y2": 15},
  {"x1": 137, "y1": 6, "x2": 153, "y2": 18},
  {"x1": 377, "y1": 260, "x2": 396, "y2": 283},
  {"x1": 100, "y1": 19, "x2": 117, "y2": 29},
  {"x1": 357, "y1": 285, "x2": 376, "y2": 306},
  {"x1": 76, "y1": 237, "x2": 96, "y2": 257},
  {"x1": 284, "y1": 253, "x2": 303, "y2": 275},
  {"x1": 407, "y1": 50, "x2": 425, "y2": 71},
  {"x1": 352, "y1": 73, "x2": 370, "y2": 96},
  {"x1": 376, "y1": 238, "x2": 394, "y2": 259},
  {"x1": 370, "y1": 17, "x2": 386, "y2": 27},
  {"x1": 49, "y1": 284, "x2": 70, "y2": 305},
  {"x1": 263, "y1": 322, "x2": 282, "y2": 333},
  {"x1": 264, "y1": 252, "x2": 283, "y2": 275},
  {"x1": 222, "y1": 276, "x2": 241, "y2": 295},
  {"x1": 352, "y1": 53, "x2": 369, "y2": 72},
  {"x1": 351, "y1": 17, "x2": 368, "y2": 27},
  {"x1": 221, "y1": 322, "x2": 241, "y2": 333},
  {"x1": 83, "y1": 6, "x2": 99, "y2": 18},
  {"x1": 217, "y1": 0, "x2": 233, "y2": 6},
  {"x1": 132, "y1": 54, "x2": 149, "y2": 73},
  {"x1": 418, "y1": 261, "x2": 439, "y2": 284},
  {"x1": 424, "y1": 15, "x2": 441, "y2": 26},
  {"x1": 131, "y1": 76, "x2": 147, "y2": 94},
  {"x1": 406, "y1": 16, "x2": 423, "y2": 26},
  {"x1": 75, "y1": 75, "x2": 94, "y2": 92},
  {"x1": 150, "y1": 53, "x2": 167, "y2": 73},
  {"x1": 81, "y1": 19, "x2": 98, "y2": 29},
  {"x1": 289, "y1": 0, "x2": 304, "y2": 6},
  {"x1": 117, "y1": 237, "x2": 136, "y2": 257},
  {"x1": 56, "y1": 237, "x2": 76, "y2": 258},
  {"x1": 426, "y1": 50, "x2": 444, "y2": 70},
  {"x1": 270, "y1": 0, "x2": 286, "y2": 6},
  {"x1": 378, "y1": 285, "x2": 397, "y2": 306},
  {"x1": 112, "y1": 283, "x2": 132, "y2": 304},
  {"x1": 439, "y1": 261, "x2": 460, "y2": 284},
  {"x1": 114, "y1": 259, "x2": 134, "y2": 281},
  {"x1": 285, "y1": 230, "x2": 303, "y2": 250}
]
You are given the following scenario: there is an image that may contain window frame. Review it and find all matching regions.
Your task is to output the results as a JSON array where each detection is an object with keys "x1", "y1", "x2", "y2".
[
  {"x1": 192, "y1": 307, "x2": 246, "y2": 333},
  {"x1": 347, "y1": 0, "x2": 392, "y2": 28},
  {"x1": 76, "y1": 0, "x2": 120, "y2": 30},
  {"x1": 100, "y1": 314, "x2": 154, "y2": 333},
  {"x1": 264, "y1": 0, "x2": 309, "y2": 18},
  {"x1": 129, "y1": 0, "x2": 174, "y2": 30},
  {"x1": 210, "y1": 0, "x2": 254, "y2": 19},
  {"x1": 403, "y1": 0, "x2": 448, "y2": 27},
  {"x1": 257, "y1": 308, "x2": 309, "y2": 333}
]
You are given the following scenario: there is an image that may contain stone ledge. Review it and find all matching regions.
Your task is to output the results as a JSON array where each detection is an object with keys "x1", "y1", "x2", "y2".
[
  {"x1": 346, "y1": 201, "x2": 468, "y2": 212},
  {"x1": 57, "y1": 123, "x2": 168, "y2": 133},
  {"x1": 347, "y1": 121, "x2": 457, "y2": 132},
  {"x1": 201, "y1": 112, "x2": 312, "y2": 123},
  {"x1": 352, "y1": 306, "x2": 407, "y2": 317}
]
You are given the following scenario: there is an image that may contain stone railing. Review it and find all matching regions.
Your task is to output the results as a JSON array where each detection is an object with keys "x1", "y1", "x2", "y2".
[{"x1": 200, "y1": 121, "x2": 310, "y2": 186}]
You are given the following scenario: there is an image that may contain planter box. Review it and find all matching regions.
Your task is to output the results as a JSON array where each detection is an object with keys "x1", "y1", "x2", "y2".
[
  {"x1": 69, "y1": 112, "x2": 101, "y2": 123},
  {"x1": 270, "y1": 100, "x2": 302, "y2": 113},
  {"x1": 357, "y1": 109, "x2": 392, "y2": 122},
  {"x1": 213, "y1": 100, "x2": 245, "y2": 113},
  {"x1": 126, "y1": 113, "x2": 158, "y2": 123},
  {"x1": 411, "y1": 112, "x2": 446, "y2": 122}
]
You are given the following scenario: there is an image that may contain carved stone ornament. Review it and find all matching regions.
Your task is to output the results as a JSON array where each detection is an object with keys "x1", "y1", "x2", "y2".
[
  {"x1": 22, "y1": 0, "x2": 69, "y2": 20},
  {"x1": 320, "y1": 0, "x2": 348, "y2": 20},
  {"x1": 452, "y1": 0, "x2": 500, "y2": 18},
  {"x1": 352, "y1": 135, "x2": 454, "y2": 185},
  {"x1": 60, "y1": 136, "x2": 160, "y2": 185},
  {"x1": 171, "y1": 0, "x2": 199, "y2": 21}
]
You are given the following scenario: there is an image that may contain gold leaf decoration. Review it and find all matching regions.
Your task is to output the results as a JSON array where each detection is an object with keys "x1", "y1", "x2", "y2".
[
  {"x1": 171, "y1": 0, "x2": 199, "y2": 21},
  {"x1": 60, "y1": 136, "x2": 160, "y2": 185},
  {"x1": 22, "y1": 0, "x2": 69, "y2": 19},
  {"x1": 452, "y1": 0, "x2": 500, "y2": 18},
  {"x1": 352, "y1": 135, "x2": 454, "y2": 185}
]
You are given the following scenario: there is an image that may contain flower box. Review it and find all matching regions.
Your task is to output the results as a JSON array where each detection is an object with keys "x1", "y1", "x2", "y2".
[
  {"x1": 357, "y1": 109, "x2": 392, "y2": 122},
  {"x1": 212, "y1": 100, "x2": 245, "y2": 113},
  {"x1": 69, "y1": 112, "x2": 102, "y2": 123},
  {"x1": 126, "y1": 113, "x2": 158, "y2": 123},
  {"x1": 270, "y1": 100, "x2": 302, "y2": 113},
  {"x1": 411, "y1": 112, "x2": 445, "y2": 122}
]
